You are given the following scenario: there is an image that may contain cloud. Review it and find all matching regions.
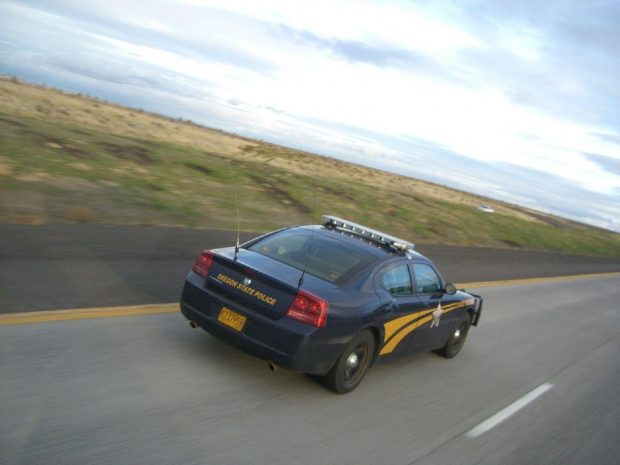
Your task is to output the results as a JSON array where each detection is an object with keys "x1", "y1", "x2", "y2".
[
  {"x1": 274, "y1": 24, "x2": 442, "y2": 72},
  {"x1": 6, "y1": 1, "x2": 280, "y2": 77},
  {"x1": 583, "y1": 153, "x2": 620, "y2": 177},
  {"x1": 592, "y1": 132, "x2": 620, "y2": 147},
  {"x1": 264, "y1": 106, "x2": 284, "y2": 115},
  {"x1": 449, "y1": 0, "x2": 620, "y2": 129}
]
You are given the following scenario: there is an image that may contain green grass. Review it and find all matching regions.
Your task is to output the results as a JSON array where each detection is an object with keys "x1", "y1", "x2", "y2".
[{"x1": 1, "y1": 78, "x2": 619, "y2": 257}]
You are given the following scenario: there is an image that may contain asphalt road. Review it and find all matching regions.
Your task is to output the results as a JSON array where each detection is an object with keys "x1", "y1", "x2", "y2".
[
  {"x1": 1, "y1": 276, "x2": 618, "y2": 464},
  {"x1": 1, "y1": 224, "x2": 619, "y2": 313}
]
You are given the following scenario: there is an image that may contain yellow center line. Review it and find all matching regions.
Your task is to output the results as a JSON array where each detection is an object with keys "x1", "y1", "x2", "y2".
[
  {"x1": 1, "y1": 272, "x2": 618, "y2": 325},
  {"x1": 454, "y1": 271, "x2": 620, "y2": 289},
  {"x1": 0, "y1": 303, "x2": 178, "y2": 325}
]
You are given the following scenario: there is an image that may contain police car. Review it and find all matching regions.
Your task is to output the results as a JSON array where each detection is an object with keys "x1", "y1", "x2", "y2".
[{"x1": 180, "y1": 215, "x2": 482, "y2": 393}]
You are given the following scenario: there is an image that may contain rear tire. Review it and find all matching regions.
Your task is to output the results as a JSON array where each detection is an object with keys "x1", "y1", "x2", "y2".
[
  {"x1": 323, "y1": 330, "x2": 374, "y2": 394},
  {"x1": 439, "y1": 313, "x2": 471, "y2": 358}
]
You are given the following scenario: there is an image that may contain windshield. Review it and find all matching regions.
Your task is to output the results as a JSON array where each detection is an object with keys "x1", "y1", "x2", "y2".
[{"x1": 247, "y1": 228, "x2": 376, "y2": 284}]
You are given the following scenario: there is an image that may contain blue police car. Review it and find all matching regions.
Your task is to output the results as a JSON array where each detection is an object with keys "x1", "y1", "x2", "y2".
[{"x1": 180, "y1": 215, "x2": 482, "y2": 393}]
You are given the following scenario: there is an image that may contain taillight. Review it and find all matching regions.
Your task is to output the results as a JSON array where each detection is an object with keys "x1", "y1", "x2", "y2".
[
  {"x1": 285, "y1": 290, "x2": 329, "y2": 328},
  {"x1": 192, "y1": 251, "x2": 215, "y2": 278}
]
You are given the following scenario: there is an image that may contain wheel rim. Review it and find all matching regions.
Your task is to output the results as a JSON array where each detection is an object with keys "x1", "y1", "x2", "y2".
[
  {"x1": 452, "y1": 321, "x2": 467, "y2": 351},
  {"x1": 343, "y1": 341, "x2": 369, "y2": 385}
]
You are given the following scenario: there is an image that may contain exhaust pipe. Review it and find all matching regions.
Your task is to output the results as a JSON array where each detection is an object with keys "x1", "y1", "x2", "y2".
[
  {"x1": 267, "y1": 361, "x2": 280, "y2": 372},
  {"x1": 189, "y1": 321, "x2": 199, "y2": 329}
]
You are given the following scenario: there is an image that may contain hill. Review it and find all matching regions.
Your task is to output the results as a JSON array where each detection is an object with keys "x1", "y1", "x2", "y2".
[{"x1": 1, "y1": 75, "x2": 619, "y2": 256}]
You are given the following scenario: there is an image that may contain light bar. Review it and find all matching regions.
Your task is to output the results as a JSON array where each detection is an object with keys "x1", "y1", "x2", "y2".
[{"x1": 322, "y1": 215, "x2": 415, "y2": 251}]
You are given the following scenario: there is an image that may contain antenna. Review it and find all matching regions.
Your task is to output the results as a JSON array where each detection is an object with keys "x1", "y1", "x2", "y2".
[
  {"x1": 227, "y1": 160, "x2": 241, "y2": 261},
  {"x1": 298, "y1": 174, "x2": 317, "y2": 289}
]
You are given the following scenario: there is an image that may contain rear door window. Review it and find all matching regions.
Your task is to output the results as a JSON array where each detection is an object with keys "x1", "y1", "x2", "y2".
[{"x1": 380, "y1": 264, "x2": 413, "y2": 296}]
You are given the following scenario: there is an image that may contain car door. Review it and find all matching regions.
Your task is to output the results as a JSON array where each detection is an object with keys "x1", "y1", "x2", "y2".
[
  {"x1": 405, "y1": 262, "x2": 452, "y2": 353},
  {"x1": 375, "y1": 262, "x2": 427, "y2": 359}
]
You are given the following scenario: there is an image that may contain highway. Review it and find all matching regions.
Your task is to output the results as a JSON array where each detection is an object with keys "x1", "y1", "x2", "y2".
[{"x1": 1, "y1": 275, "x2": 619, "y2": 464}]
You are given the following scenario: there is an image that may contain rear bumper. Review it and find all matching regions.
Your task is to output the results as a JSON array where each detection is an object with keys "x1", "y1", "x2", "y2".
[{"x1": 180, "y1": 274, "x2": 344, "y2": 375}]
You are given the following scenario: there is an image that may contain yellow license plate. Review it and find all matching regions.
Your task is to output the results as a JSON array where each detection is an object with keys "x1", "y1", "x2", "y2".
[{"x1": 217, "y1": 307, "x2": 246, "y2": 332}]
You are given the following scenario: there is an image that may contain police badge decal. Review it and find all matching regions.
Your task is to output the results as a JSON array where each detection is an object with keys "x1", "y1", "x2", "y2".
[{"x1": 430, "y1": 302, "x2": 444, "y2": 328}]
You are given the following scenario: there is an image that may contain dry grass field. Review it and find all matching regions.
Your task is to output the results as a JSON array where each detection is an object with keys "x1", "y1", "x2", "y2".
[{"x1": 1, "y1": 75, "x2": 619, "y2": 256}]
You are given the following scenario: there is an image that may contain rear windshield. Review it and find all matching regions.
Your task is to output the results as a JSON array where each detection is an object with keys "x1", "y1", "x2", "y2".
[{"x1": 247, "y1": 228, "x2": 376, "y2": 284}]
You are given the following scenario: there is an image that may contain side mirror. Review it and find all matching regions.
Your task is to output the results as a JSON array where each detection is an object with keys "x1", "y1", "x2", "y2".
[
  {"x1": 444, "y1": 283, "x2": 457, "y2": 295},
  {"x1": 422, "y1": 284, "x2": 441, "y2": 294}
]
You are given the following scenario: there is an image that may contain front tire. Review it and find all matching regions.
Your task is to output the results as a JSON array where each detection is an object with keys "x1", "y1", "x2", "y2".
[
  {"x1": 439, "y1": 313, "x2": 471, "y2": 358},
  {"x1": 323, "y1": 330, "x2": 374, "y2": 394}
]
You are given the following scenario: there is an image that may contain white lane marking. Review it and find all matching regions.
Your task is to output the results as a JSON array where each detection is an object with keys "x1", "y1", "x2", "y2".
[{"x1": 466, "y1": 383, "x2": 554, "y2": 439}]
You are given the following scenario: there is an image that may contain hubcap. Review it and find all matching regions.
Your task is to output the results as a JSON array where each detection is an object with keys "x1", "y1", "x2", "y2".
[
  {"x1": 454, "y1": 328, "x2": 461, "y2": 339},
  {"x1": 347, "y1": 353, "x2": 359, "y2": 368}
]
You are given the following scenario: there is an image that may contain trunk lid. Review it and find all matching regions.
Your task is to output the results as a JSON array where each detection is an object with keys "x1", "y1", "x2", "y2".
[{"x1": 206, "y1": 249, "x2": 322, "y2": 319}]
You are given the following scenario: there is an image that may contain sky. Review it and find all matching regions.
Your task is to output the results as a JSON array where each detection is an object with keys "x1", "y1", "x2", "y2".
[{"x1": 1, "y1": 0, "x2": 619, "y2": 232}]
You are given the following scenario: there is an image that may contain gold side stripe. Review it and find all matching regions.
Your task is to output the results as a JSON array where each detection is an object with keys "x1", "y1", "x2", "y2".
[
  {"x1": 383, "y1": 308, "x2": 435, "y2": 342},
  {"x1": 380, "y1": 303, "x2": 463, "y2": 356},
  {"x1": 380, "y1": 316, "x2": 434, "y2": 355},
  {"x1": 382, "y1": 301, "x2": 463, "y2": 343}
]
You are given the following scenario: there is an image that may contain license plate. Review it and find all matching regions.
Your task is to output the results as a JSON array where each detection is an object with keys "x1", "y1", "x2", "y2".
[{"x1": 218, "y1": 307, "x2": 246, "y2": 332}]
